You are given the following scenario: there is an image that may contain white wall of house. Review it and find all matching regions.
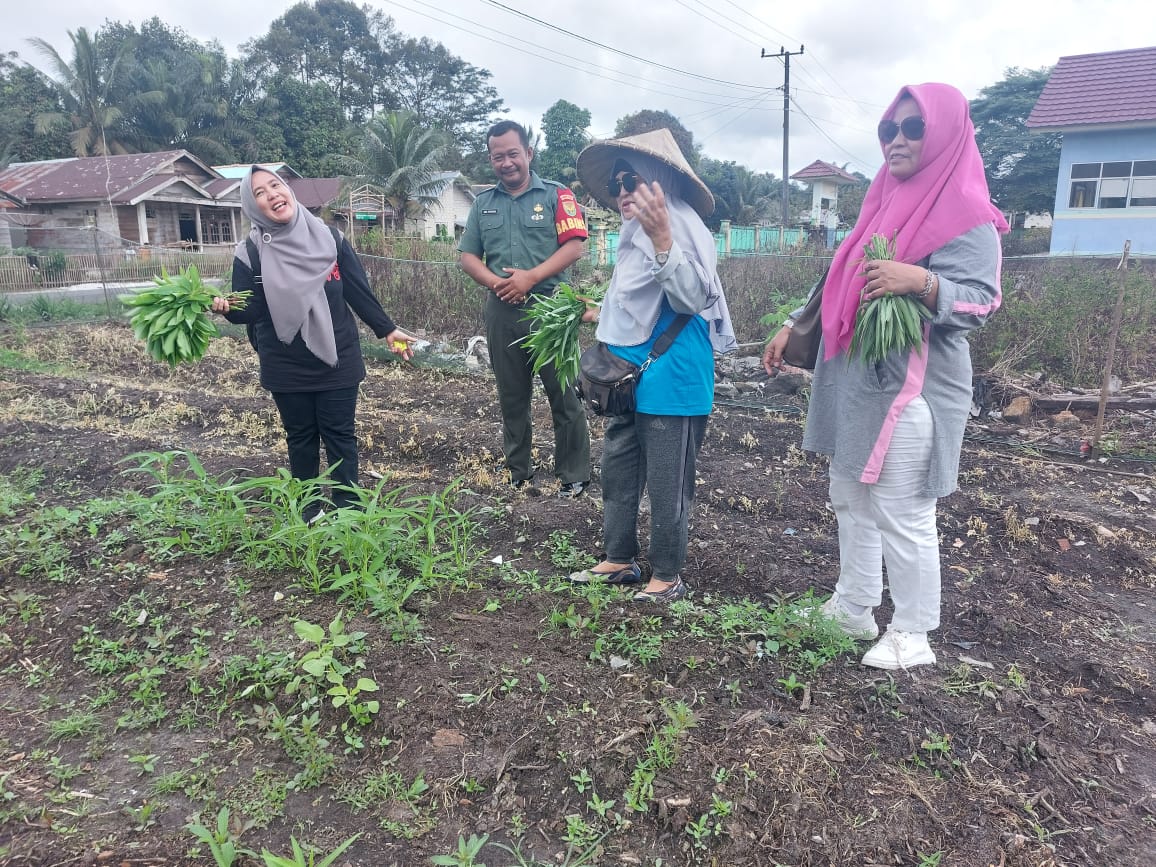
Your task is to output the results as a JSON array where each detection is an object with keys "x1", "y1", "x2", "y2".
[{"x1": 413, "y1": 176, "x2": 474, "y2": 240}]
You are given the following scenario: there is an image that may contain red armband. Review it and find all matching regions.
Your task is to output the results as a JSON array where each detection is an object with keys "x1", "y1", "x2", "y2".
[{"x1": 554, "y1": 188, "x2": 588, "y2": 244}]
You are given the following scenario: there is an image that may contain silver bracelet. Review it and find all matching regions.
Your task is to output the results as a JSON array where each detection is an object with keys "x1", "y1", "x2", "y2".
[
  {"x1": 916, "y1": 269, "x2": 936, "y2": 299},
  {"x1": 783, "y1": 318, "x2": 796, "y2": 330}
]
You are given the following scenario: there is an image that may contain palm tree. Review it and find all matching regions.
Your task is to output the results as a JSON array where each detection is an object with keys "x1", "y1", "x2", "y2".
[
  {"x1": 335, "y1": 112, "x2": 451, "y2": 234},
  {"x1": 121, "y1": 52, "x2": 250, "y2": 165},
  {"x1": 28, "y1": 28, "x2": 133, "y2": 157}
]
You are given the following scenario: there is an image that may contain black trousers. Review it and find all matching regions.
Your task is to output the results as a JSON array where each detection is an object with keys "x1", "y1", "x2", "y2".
[{"x1": 271, "y1": 387, "x2": 359, "y2": 510}]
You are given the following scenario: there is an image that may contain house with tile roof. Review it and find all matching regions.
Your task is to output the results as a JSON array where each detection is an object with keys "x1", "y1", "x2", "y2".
[
  {"x1": 0, "y1": 150, "x2": 240, "y2": 253},
  {"x1": 1027, "y1": 45, "x2": 1156, "y2": 255}
]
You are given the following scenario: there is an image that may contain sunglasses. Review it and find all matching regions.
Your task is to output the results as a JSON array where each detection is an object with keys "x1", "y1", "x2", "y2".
[
  {"x1": 608, "y1": 172, "x2": 644, "y2": 198},
  {"x1": 878, "y1": 116, "x2": 926, "y2": 144}
]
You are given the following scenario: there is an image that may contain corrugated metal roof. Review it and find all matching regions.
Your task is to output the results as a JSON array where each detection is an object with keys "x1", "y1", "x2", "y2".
[
  {"x1": 287, "y1": 178, "x2": 344, "y2": 209},
  {"x1": 213, "y1": 162, "x2": 301, "y2": 179},
  {"x1": 1027, "y1": 45, "x2": 1156, "y2": 129},
  {"x1": 790, "y1": 160, "x2": 860, "y2": 183},
  {"x1": 0, "y1": 150, "x2": 214, "y2": 203}
]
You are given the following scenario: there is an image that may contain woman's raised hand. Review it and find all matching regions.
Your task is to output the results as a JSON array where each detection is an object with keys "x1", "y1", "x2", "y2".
[{"x1": 631, "y1": 180, "x2": 673, "y2": 254}]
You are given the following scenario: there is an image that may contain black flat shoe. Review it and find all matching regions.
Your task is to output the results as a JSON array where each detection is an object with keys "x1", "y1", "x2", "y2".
[
  {"x1": 632, "y1": 577, "x2": 688, "y2": 603},
  {"x1": 568, "y1": 561, "x2": 642, "y2": 585},
  {"x1": 557, "y1": 480, "x2": 589, "y2": 498}
]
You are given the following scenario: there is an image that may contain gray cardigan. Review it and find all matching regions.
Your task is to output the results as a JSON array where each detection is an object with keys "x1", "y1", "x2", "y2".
[{"x1": 802, "y1": 222, "x2": 1001, "y2": 498}]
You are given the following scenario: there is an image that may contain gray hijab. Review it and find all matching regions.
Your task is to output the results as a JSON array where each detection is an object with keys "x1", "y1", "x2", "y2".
[
  {"x1": 237, "y1": 167, "x2": 340, "y2": 366},
  {"x1": 595, "y1": 155, "x2": 737, "y2": 354}
]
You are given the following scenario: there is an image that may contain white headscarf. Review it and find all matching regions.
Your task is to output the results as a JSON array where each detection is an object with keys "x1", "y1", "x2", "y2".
[
  {"x1": 237, "y1": 167, "x2": 340, "y2": 366},
  {"x1": 595, "y1": 155, "x2": 737, "y2": 354}
]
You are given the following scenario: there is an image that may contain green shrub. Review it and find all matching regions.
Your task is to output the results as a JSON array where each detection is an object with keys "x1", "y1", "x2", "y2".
[{"x1": 971, "y1": 260, "x2": 1156, "y2": 386}]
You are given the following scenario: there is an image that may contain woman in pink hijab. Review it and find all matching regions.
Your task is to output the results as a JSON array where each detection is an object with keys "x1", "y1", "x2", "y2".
[{"x1": 764, "y1": 83, "x2": 1008, "y2": 670}]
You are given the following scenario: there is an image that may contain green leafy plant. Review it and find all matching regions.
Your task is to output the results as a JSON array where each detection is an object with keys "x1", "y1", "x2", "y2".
[
  {"x1": 849, "y1": 232, "x2": 932, "y2": 363},
  {"x1": 520, "y1": 282, "x2": 603, "y2": 389},
  {"x1": 260, "y1": 832, "x2": 361, "y2": 867},
  {"x1": 185, "y1": 806, "x2": 256, "y2": 867},
  {"x1": 120, "y1": 265, "x2": 248, "y2": 365},
  {"x1": 431, "y1": 833, "x2": 489, "y2": 866}
]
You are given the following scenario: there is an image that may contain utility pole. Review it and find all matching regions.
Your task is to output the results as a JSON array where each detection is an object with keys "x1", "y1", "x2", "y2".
[{"x1": 762, "y1": 45, "x2": 804, "y2": 239}]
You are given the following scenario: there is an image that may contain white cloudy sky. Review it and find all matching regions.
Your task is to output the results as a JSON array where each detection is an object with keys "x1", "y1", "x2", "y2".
[{"x1": 5, "y1": 0, "x2": 1156, "y2": 179}]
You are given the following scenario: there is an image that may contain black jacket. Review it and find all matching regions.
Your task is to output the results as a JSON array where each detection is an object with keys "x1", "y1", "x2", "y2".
[{"x1": 226, "y1": 236, "x2": 396, "y2": 393}]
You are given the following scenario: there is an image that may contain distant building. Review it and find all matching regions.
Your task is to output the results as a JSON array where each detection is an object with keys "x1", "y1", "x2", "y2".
[
  {"x1": 790, "y1": 160, "x2": 861, "y2": 248},
  {"x1": 213, "y1": 162, "x2": 302, "y2": 182},
  {"x1": 0, "y1": 150, "x2": 239, "y2": 253},
  {"x1": 409, "y1": 172, "x2": 475, "y2": 240},
  {"x1": 1027, "y1": 45, "x2": 1156, "y2": 255}
]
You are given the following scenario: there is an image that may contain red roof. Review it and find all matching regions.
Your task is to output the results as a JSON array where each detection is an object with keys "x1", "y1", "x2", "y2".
[
  {"x1": 0, "y1": 150, "x2": 221, "y2": 204},
  {"x1": 1027, "y1": 45, "x2": 1156, "y2": 130},
  {"x1": 790, "y1": 160, "x2": 860, "y2": 184}
]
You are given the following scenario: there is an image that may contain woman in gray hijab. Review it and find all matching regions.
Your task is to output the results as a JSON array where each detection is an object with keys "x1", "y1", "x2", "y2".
[
  {"x1": 213, "y1": 167, "x2": 415, "y2": 519},
  {"x1": 567, "y1": 130, "x2": 736, "y2": 602}
]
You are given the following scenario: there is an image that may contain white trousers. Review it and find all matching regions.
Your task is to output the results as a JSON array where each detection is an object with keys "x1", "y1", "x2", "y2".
[{"x1": 828, "y1": 396, "x2": 941, "y2": 633}]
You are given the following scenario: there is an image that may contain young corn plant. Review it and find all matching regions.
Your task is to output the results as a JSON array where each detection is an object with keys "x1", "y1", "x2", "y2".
[
  {"x1": 259, "y1": 832, "x2": 361, "y2": 867},
  {"x1": 121, "y1": 265, "x2": 249, "y2": 365},
  {"x1": 849, "y1": 232, "x2": 932, "y2": 363},
  {"x1": 185, "y1": 806, "x2": 257, "y2": 867},
  {"x1": 521, "y1": 282, "x2": 603, "y2": 389}
]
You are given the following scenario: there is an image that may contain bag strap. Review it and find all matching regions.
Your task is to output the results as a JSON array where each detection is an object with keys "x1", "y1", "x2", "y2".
[
  {"x1": 639, "y1": 313, "x2": 693, "y2": 373},
  {"x1": 245, "y1": 237, "x2": 261, "y2": 281}
]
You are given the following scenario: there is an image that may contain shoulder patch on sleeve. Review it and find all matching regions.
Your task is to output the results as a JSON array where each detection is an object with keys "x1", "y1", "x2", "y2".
[{"x1": 554, "y1": 188, "x2": 588, "y2": 244}]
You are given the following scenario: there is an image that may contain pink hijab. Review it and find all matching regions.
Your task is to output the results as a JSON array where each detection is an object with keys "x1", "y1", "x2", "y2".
[{"x1": 821, "y1": 82, "x2": 1009, "y2": 359}]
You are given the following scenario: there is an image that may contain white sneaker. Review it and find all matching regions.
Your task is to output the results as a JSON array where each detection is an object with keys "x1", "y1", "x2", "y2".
[
  {"x1": 861, "y1": 630, "x2": 936, "y2": 670},
  {"x1": 817, "y1": 593, "x2": 879, "y2": 640}
]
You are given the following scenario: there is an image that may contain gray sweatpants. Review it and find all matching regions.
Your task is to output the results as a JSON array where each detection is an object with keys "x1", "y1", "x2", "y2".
[{"x1": 600, "y1": 412, "x2": 708, "y2": 581}]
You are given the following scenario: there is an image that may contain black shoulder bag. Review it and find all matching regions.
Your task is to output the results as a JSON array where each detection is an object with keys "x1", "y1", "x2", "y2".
[
  {"x1": 577, "y1": 314, "x2": 692, "y2": 417},
  {"x1": 781, "y1": 267, "x2": 829, "y2": 370}
]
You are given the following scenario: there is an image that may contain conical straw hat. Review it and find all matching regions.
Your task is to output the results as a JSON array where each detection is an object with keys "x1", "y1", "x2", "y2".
[{"x1": 576, "y1": 128, "x2": 714, "y2": 219}]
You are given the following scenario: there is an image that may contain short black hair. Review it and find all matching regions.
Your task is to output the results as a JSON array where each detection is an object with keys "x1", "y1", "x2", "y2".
[{"x1": 486, "y1": 120, "x2": 529, "y2": 150}]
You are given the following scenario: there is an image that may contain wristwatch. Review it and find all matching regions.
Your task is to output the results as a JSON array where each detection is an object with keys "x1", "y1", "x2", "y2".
[{"x1": 654, "y1": 248, "x2": 671, "y2": 266}]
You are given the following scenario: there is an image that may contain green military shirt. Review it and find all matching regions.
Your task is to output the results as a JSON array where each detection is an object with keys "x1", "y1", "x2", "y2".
[{"x1": 458, "y1": 172, "x2": 583, "y2": 297}]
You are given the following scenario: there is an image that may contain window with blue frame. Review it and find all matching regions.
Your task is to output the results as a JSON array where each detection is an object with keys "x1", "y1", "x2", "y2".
[{"x1": 1068, "y1": 160, "x2": 1156, "y2": 208}]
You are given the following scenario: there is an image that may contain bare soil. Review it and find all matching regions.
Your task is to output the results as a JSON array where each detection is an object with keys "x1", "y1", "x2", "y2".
[{"x1": 0, "y1": 320, "x2": 1153, "y2": 867}]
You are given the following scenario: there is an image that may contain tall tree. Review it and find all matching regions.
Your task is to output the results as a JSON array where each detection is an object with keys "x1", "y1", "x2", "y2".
[
  {"x1": 28, "y1": 27, "x2": 133, "y2": 156},
  {"x1": 536, "y1": 100, "x2": 590, "y2": 185},
  {"x1": 0, "y1": 52, "x2": 71, "y2": 162},
  {"x1": 970, "y1": 67, "x2": 1061, "y2": 216},
  {"x1": 335, "y1": 111, "x2": 451, "y2": 233},
  {"x1": 614, "y1": 110, "x2": 699, "y2": 168},
  {"x1": 249, "y1": 0, "x2": 383, "y2": 123},
  {"x1": 260, "y1": 77, "x2": 352, "y2": 175},
  {"x1": 381, "y1": 37, "x2": 504, "y2": 153},
  {"x1": 100, "y1": 19, "x2": 247, "y2": 163}
]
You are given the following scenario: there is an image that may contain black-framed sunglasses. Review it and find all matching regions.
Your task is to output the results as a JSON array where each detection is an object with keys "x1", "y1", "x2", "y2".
[
  {"x1": 878, "y1": 116, "x2": 926, "y2": 144},
  {"x1": 608, "y1": 172, "x2": 644, "y2": 198}
]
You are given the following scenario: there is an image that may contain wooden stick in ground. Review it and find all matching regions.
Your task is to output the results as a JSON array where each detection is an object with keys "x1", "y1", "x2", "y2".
[{"x1": 1092, "y1": 240, "x2": 1130, "y2": 453}]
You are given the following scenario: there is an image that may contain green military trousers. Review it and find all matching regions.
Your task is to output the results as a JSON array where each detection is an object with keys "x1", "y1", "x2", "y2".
[{"x1": 484, "y1": 292, "x2": 590, "y2": 485}]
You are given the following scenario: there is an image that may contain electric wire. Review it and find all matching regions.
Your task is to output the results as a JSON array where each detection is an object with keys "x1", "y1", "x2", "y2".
[
  {"x1": 382, "y1": 0, "x2": 775, "y2": 108},
  {"x1": 479, "y1": 0, "x2": 770, "y2": 92}
]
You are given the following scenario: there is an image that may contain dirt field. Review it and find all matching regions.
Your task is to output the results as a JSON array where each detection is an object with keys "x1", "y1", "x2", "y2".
[{"x1": 0, "y1": 320, "x2": 1153, "y2": 866}]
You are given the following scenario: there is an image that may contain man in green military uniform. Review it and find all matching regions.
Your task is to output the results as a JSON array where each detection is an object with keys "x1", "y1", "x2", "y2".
[{"x1": 459, "y1": 120, "x2": 591, "y2": 497}]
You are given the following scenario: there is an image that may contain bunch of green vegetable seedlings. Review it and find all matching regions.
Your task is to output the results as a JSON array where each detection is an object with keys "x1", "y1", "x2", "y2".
[
  {"x1": 121, "y1": 265, "x2": 249, "y2": 365},
  {"x1": 521, "y1": 282, "x2": 604, "y2": 389},
  {"x1": 849, "y1": 232, "x2": 932, "y2": 363}
]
